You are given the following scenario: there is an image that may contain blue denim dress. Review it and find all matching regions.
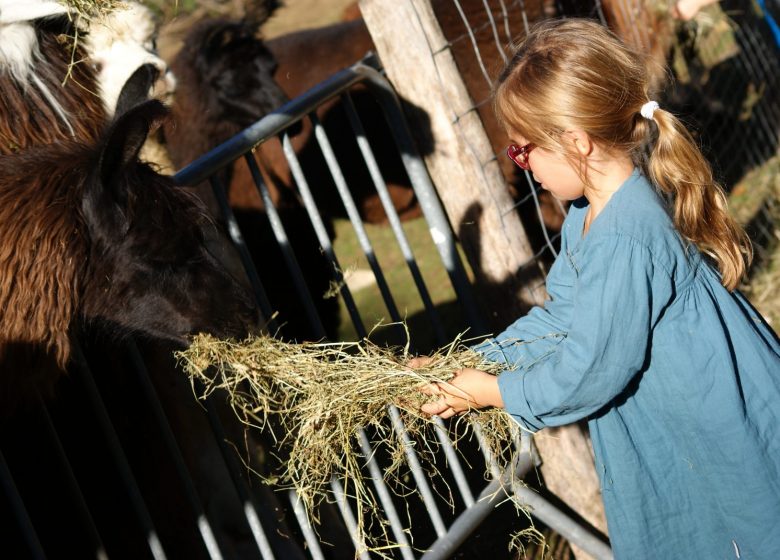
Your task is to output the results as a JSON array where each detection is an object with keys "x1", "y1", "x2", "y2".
[{"x1": 476, "y1": 170, "x2": 780, "y2": 559}]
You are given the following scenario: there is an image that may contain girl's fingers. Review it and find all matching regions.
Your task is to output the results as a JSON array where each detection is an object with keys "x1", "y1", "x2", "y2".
[
  {"x1": 420, "y1": 400, "x2": 461, "y2": 418},
  {"x1": 418, "y1": 382, "x2": 442, "y2": 396},
  {"x1": 439, "y1": 378, "x2": 473, "y2": 402},
  {"x1": 420, "y1": 400, "x2": 448, "y2": 416},
  {"x1": 407, "y1": 356, "x2": 434, "y2": 368},
  {"x1": 437, "y1": 407, "x2": 457, "y2": 420}
]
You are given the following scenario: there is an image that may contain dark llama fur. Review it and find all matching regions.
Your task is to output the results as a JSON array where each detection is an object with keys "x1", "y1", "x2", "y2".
[
  {"x1": 0, "y1": 17, "x2": 294, "y2": 558},
  {"x1": 0, "y1": 100, "x2": 257, "y2": 392},
  {"x1": 165, "y1": 18, "x2": 290, "y2": 174}
]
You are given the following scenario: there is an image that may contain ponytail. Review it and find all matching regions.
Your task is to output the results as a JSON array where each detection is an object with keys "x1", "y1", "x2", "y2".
[{"x1": 645, "y1": 110, "x2": 752, "y2": 290}]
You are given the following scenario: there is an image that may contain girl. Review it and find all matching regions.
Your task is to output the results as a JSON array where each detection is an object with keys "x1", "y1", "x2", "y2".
[{"x1": 413, "y1": 18, "x2": 780, "y2": 559}]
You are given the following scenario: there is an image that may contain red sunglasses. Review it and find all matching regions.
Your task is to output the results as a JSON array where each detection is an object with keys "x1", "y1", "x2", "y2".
[{"x1": 507, "y1": 143, "x2": 536, "y2": 170}]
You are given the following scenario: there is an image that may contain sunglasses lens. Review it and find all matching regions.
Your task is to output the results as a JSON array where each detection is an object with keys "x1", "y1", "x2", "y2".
[{"x1": 507, "y1": 145, "x2": 529, "y2": 170}]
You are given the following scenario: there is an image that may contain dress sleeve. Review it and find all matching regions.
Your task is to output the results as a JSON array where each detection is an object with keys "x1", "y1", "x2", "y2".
[{"x1": 498, "y1": 234, "x2": 673, "y2": 432}]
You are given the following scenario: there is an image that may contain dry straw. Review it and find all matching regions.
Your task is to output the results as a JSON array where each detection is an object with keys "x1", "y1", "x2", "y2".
[
  {"x1": 61, "y1": 0, "x2": 123, "y2": 18},
  {"x1": 176, "y1": 331, "x2": 538, "y2": 555}
]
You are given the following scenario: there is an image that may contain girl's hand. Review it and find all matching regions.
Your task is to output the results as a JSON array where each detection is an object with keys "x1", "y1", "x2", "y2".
[
  {"x1": 672, "y1": 0, "x2": 718, "y2": 20},
  {"x1": 407, "y1": 357, "x2": 505, "y2": 419}
]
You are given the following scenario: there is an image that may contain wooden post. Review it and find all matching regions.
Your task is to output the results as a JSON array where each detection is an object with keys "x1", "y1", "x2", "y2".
[
  {"x1": 360, "y1": 0, "x2": 540, "y2": 328},
  {"x1": 359, "y1": 0, "x2": 608, "y2": 555}
]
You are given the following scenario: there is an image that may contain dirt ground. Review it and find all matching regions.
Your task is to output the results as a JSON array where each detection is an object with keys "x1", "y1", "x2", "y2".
[{"x1": 262, "y1": 0, "x2": 358, "y2": 38}]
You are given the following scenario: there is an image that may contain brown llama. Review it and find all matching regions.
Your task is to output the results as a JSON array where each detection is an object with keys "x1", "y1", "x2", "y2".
[
  {"x1": 0, "y1": 4, "x2": 172, "y2": 156},
  {"x1": 0, "y1": 99, "x2": 292, "y2": 559},
  {"x1": 0, "y1": 19, "x2": 106, "y2": 154},
  {"x1": 0, "y1": 100, "x2": 257, "y2": 398}
]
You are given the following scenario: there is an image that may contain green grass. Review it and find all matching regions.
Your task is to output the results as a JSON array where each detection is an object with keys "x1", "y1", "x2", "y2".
[{"x1": 330, "y1": 216, "x2": 474, "y2": 352}]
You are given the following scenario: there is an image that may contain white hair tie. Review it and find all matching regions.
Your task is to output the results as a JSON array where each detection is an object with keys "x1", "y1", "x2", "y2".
[{"x1": 640, "y1": 101, "x2": 660, "y2": 120}]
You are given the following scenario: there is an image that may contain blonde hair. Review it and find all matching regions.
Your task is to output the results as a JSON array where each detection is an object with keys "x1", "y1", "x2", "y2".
[{"x1": 494, "y1": 18, "x2": 751, "y2": 290}]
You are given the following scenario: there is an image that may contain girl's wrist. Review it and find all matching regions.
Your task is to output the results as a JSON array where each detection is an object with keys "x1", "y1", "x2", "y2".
[{"x1": 483, "y1": 374, "x2": 504, "y2": 409}]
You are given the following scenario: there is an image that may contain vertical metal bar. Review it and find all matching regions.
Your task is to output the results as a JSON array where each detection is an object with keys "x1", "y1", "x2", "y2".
[
  {"x1": 340, "y1": 93, "x2": 448, "y2": 345},
  {"x1": 329, "y1": 478, "x2": 371, "y2": 560},
  {"x1": 288, "y1": 490, "x2": 326, "y2": 560},
  {"x1": 430, "y1": 417, "x2": 477, "y2": 508},
  {"x1": 0, "y1": 449, "x2": 47, "y2": 560},
  {"x1": 309, "y1": 113, "x2": 404, "y2": 328},
  {"x1": 125, "y1": 341, "x2": 267, "y2": 560},
  {"x1": 358, "y1": 68, "x2": 490, "y2": 336},
  {"x1": 387, "y1": 407, "x2": 448, "y2": 537},
  {"x1": 69, "y1": 343, "x2": 169, "y2": 560},
  {"x1": 243, "y1": 153, "x2": 328, "y2": 339},
  {"x1": 419, "y1": 448, "x2": 534, "y2": 560},
  {"x1": 468, "y1": 420, "x2": 502, "y2": 481},
  {"x1": 279, "y1": 132, "x2": 367, "y2": 339},
  {"x1": 199, "y1": 397, "x2": 284, "y2": 560},
  {"x1": 357, "y1": 429, "x2": 416, "y2": 560},
  {"x1": 209, "y1": 176, "x2": 276, "y2": 330},
  {"x1": 419, "y1": 477, "x2": 503, "y2": 560},
  {"x1": 343, "y1": 72, "x2": 500, "y2": 516}
]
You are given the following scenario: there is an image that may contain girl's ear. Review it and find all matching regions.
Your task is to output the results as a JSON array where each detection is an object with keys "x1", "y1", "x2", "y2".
[{"x1": 566, "y1": 130, "x2": 593, "y2": 157}]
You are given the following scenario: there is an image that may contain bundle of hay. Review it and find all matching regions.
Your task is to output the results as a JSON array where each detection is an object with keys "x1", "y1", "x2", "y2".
[
  {"x1": 61, "y1": 0, "x2": 123, "y2": 18},
  {"x1": 176, "y1": 332, "x2": 532, "y2": 552}
]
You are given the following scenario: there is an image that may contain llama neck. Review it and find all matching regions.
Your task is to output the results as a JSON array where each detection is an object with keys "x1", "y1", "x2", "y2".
[{"x1": 0, "y1": 148, "x2": 89, "y2": 367}]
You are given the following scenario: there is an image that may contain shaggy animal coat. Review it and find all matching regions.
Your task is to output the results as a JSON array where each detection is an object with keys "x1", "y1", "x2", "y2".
[
  {"x1": 0, "y1": 1, "x2": 171, "y2": 156},
  {"x1": 0, "y1": 100, "x2": 257, "y2": 373},
  {"x1": 0, "y1": 25, "x2": 106, "y2": 153}
]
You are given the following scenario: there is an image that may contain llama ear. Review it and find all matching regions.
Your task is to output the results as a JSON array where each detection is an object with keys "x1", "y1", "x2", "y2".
[
  {"x1": 98, "y1": 99, "x2": 167, "y2": 193},
  {"x1": 205, "y1": 23, "x2": 236, "y2": 54},
  {"x1": 85, "y1": 99, "x2": 167, "y2": 235},
  {"x1": 114, "y1": 64, "x2": 160, "y2": 118}
]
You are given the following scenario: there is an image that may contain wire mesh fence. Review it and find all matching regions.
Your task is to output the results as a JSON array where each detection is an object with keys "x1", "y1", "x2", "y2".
[{"x1": 428, "y1": 0, "x2": 779, "y2": 272}]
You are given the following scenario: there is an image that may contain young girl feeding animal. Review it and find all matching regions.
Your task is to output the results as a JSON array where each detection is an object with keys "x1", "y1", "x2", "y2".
[{"x1": 411, "y1": 18, "x2": 780, "y2": 559}]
